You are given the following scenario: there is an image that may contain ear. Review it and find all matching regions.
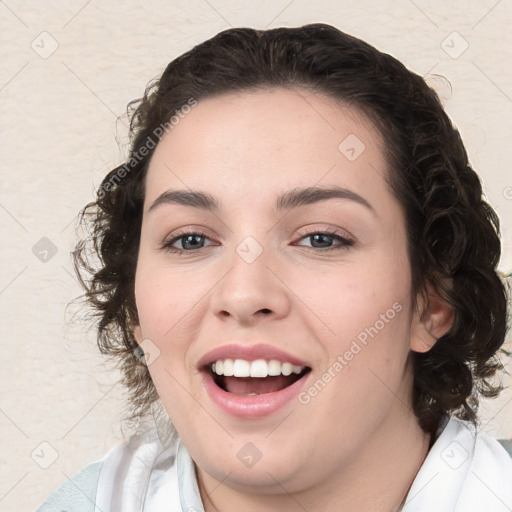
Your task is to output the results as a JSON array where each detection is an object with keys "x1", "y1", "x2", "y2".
[
  {"x1": 410, "y1": 281, "x2": 454, "y2": 353},
  {"x1": 132, "y1": 324, "x2": 143, "y2": 345}
]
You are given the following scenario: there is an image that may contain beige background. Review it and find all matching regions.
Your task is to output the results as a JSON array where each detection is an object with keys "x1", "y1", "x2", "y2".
[{"x1": 1, "y1": 1, "x2": 511, "y2": 510}]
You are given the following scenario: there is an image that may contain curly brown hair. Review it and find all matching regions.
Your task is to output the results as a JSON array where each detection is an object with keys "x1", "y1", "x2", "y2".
[{"x1": 74, "y1": 23, "x2": 508, "y2": 435}]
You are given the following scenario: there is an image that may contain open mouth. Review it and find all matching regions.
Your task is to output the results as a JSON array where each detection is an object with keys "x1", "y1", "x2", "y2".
[{"x1": 206, "y1": 359, "x2": 312, "y2": 396}]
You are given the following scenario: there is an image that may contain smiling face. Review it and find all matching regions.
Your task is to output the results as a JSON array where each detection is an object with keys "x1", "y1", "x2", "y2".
[{"x1": 133, "y1": 88, "x2": 433, "y2": 502}]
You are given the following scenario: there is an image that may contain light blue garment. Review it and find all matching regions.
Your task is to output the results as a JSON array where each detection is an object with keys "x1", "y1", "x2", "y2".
[
  {"x1": 35, "y1": 461, "x2": 102, "y2": 512},
  {"x1": 35, "y1": 434, "x2": 203, "y2": 512},
  {"x1": 499, "y1": 439, "x2": 512, "y2": 456},
  {"x1": 36, "y1": 418, "x2": 512, "y2": 512}
]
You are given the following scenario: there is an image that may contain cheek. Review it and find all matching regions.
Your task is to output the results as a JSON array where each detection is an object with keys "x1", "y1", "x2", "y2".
[
  {"x1": 291, "y1": 251, "x2": 411, "y2": 344},
  {"x1": 290, "y1": 247, "x2": 413, "y2": 411},
  {"x1": 134, "y1": 254, "x2": 206, "y2": 340},
  {"x1": 133, "y1": 254, "x2": 215, "y2": 402},
  {"x1": 134, "y1": 262, "x2": 204, "y2": 419}
]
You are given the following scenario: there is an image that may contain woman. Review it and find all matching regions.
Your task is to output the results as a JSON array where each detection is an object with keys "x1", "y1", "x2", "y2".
[{"x1": 37, "y1": 23, "x2": 511, "y2": 511}]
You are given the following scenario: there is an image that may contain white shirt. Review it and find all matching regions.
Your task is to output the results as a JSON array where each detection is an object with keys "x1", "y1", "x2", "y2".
[
  {"x1": 37, "y1": 416, "x2": 512, "y2": 511},
  {"x1": 401, "y1": 417, "x2": 512, "y2": 511}
]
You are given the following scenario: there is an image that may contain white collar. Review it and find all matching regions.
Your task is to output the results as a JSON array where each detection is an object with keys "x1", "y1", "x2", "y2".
[
  {"x1": 95, "y1": 416, "x2": 512, "y2": 511},
  {"x1": 95, "y1": 427, "x2": 203, "y2": 511},
  {"x1": 401, "y1": 417, "x2": 512, "y2": 511}
]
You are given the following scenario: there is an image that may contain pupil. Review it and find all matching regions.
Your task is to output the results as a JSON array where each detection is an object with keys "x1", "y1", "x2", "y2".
[
  {"x1": 311, "y1": 234, "x2": 332, "y2": 248},
  {"x1": 183, "y1": 235, "x2": 204, "y2": 249}
]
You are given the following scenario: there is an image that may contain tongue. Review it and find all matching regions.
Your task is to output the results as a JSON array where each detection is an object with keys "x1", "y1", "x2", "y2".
[{"x1": 222, "y1": 375, "x2": 297, "y2": 395}]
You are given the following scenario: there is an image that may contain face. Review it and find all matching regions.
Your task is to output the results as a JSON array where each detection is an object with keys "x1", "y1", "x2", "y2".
[{"x1": 134, "y1": 88, "x2": 427, "y2": 495}]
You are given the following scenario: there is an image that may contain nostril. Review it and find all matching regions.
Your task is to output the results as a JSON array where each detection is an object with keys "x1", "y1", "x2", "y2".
[{"x1": 259, "y1": 308, "x2": 272, "y2": 315}]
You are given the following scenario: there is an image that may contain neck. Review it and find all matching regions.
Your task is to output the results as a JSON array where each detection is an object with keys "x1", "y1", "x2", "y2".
[
  {"x1": 198, "y1": 417, "x2": 430, "y2": 511},
  {"x1": 197, "y1": 372, "x2": 431, "y2": 512}
]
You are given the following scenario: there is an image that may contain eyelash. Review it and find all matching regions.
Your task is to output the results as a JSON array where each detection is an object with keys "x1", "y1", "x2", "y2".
[
  {"x1": 160, "y1": 230, "x2": 214, "y2": 255},
  {"x1": 295, "y1": 230, "x2": 354, "y2": 251},
  {"x1": 160, "y1": 229, "x2": 354, "y2": 254}
]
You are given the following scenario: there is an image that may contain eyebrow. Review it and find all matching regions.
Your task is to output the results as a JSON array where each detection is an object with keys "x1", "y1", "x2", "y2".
[
  {"x1": 149, "y1": 189, "x2": 219, "y2": 212},
  {"x1": 275, "y1": 185, "x2": 375, "y2": 215},
  {"x1": 148, "y1": 185, "x2": 375, "y2": 215}
]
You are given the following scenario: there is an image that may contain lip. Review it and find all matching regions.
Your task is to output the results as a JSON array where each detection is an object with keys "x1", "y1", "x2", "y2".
[
  {"x1": 197, "y1": 343, "x2": 312, "y2": 419},
  {"x1": 197, "y1": 343, "x2": 310, "y2": 369},
  {"x1": 200, "y1": 367, "x2": 311, "y2": 419}
]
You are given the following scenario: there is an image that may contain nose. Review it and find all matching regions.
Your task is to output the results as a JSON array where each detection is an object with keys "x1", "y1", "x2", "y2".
[{"x1": 210, "y1": 244, "x2": 291, "y2": 326}]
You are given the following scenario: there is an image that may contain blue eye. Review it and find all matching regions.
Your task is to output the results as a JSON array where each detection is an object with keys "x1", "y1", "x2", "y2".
[
  {"x1": 176, "y1": 234, "x2": 206, "y2": 250},
  {"x1": 297, "y1": 232, "x2": 353, "y2": 250},
  {"x1": 160, "y1": 230, "x2": 354, "y2": 254},
  {"x1": 161, "y1": 232, "x2": 214, "y2": 253}
]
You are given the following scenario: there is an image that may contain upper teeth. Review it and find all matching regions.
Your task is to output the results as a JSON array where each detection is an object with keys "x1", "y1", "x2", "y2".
[{"x1": 211, "y1": 359, "x2": 304, "y2": 378}]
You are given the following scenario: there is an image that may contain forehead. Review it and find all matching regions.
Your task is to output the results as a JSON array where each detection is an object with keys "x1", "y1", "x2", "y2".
[{"x1": 144, "y1": 88, "x2": 392, "y2": 212}]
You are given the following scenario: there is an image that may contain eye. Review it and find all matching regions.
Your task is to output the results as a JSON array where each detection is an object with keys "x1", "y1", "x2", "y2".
[
  {"x1": 295, "y1": 231, "x2": 354, "y2": 251},
  {"x1": 160, "y1": 231, "x2": 217, "y2": 253}
]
